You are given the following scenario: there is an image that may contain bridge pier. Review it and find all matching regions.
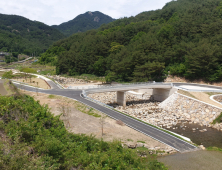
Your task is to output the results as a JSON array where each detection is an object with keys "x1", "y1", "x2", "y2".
[{"x1": 117, "y1": 91, "x2": 126, "y2": 107}]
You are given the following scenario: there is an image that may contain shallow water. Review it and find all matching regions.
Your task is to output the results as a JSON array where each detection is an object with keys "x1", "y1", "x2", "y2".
[
  {"x1": 158, "y1": 150, "x2": 222, "y2": 170},
  {"x1": 164, "y1": 122, "x2": 222, "y2": 148}
]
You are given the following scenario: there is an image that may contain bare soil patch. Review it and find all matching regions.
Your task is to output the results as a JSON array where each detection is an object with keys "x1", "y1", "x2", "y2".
[
  {"x1": 0, "y1": 71, "x2": 4, "y2": 77},
  {"x1": 178, "y1": 90, "x2": 222, "y2": 108},
  {"x1": 0, "y1": 80, "x2": 7, "y2": 95},
  {"x1": 165, "y1": 75, "x2": 222, "y2": 87},
  {"x1": 12, "y1": 78, "x2": 50, "y2": 89},
  {"x1": 21, "y1": 90, "x2": 172, "y2": 151}
]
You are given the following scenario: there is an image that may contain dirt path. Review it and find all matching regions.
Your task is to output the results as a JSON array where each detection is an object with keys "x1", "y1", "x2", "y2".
[
  {"x1": 22, "y1": 90, "x2": 172, "y2": 151},
  {"x1": 190, "y1": 92, "x2": 222, "y2": 108},
  {"x1": 0, "y1": 80, "x2": 7, "y2": 95}
]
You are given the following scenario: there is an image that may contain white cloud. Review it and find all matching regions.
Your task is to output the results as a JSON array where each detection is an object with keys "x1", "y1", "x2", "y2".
[{"x1": 0, "y1": 0, "x2": 171, "y2": 25}]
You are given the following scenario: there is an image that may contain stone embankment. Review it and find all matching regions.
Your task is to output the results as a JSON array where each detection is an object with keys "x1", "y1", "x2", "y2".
[
  {"x1": 89, "y1": 92, "x2": 173, "y2": 127},
  {"x1": 46, "y1": 75, "x2": 88, "y2": 85},
  {"x1": 125, "y1": 143, "x2": 176, "y2": 155},
  {"x1": 160, "y1": 93, "x2": 222, "y2": 130},
  {"x1": 89, "y1": 92, "x2": 222, "y2": 131}
]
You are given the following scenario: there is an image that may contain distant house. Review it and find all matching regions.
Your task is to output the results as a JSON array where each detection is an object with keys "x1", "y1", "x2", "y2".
[
  {"x1": 0, "y1": 52, "x2": 11, "y2": 56},
  {"x1": 0, "y1": 52, "x2": 11, "y2": 62}
]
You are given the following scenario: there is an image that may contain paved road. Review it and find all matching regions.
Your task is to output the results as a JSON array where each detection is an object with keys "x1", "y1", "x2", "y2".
[
  {"x1": 173, "y1": 83, "x2": 222, "y2": 91},
  {"x1": 16, "y1": 83, "x2": 198, "y2": 153}
]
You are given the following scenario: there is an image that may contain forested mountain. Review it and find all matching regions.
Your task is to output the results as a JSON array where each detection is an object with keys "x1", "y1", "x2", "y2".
[
  {"x1": 0, "y1": 14, "x2": 65, "y2": 56},
  {"x1": 40, "y1": 0, "x2": 222, "y2": 82},
  {"x1": 52, "y1": 11, "x2": 115, "y2": 36}
]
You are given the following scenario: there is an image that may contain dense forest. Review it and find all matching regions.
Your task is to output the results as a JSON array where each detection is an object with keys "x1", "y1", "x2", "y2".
[
  {"x1": 0, "y1": 14, "x2": 65, "y2": 56},
  {"x1": 52, "y1": 11, "x2": 115, "y2": 36},
  {"x1": 40, "y1": 0, "x2": 222, "y2": 82}
]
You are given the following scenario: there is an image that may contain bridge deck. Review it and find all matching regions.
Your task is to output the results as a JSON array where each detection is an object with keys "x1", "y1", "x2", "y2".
[{"x1": 85, "y1": 83, "x2": 172, "y2": 94}]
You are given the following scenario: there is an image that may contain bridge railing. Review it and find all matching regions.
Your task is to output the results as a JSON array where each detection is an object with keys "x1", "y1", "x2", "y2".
[{"x1": 84, "y1": 81, "x2": 172, "y2": 94}]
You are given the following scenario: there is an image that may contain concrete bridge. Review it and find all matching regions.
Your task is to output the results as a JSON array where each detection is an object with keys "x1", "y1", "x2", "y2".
[
  {"x1": 9, "y1": 79, "x2": 200, "y2": 152},
  {"x1": 84, "y1": 82, "x2": 178, "y2": 106}
]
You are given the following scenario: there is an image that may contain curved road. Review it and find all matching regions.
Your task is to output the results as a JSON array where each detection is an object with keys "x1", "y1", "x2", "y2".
[{"x1": 13, "y1": 81, "x2": 203, "y2": 153}]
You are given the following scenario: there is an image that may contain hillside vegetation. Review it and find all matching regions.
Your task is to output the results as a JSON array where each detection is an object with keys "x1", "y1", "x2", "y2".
[
  {"x1": 52, "y1": 11, "x2": 115, "y2": 36},
  {"x1": 40, "y1": 0, "x2": 222, "y2": 82},
  {"x1": 0, "y1": 91, "x2": 166, "y2": 169},
  {"x1": 0, "y1": 13, "x2": 65, "y2": 56}
]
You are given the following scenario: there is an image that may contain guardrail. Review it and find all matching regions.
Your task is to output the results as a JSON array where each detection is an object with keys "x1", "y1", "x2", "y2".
[
  {"x1": 68, "y1": 85, "x2": 101, "y2": 90},
  {"x1": 54, "y1": 80, "x2": 65, "y2": 89},
  {"x1": 9, "y1": 79, "x2": 30, "y2": 86},
  {"x1": 39, "y1": 77, "x2": 51, "y2": 89},
  {"x1": 82, "y1": 90, "x2": 114, "y2": 109}
]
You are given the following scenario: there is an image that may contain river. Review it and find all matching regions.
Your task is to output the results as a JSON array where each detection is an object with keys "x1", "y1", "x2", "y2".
[{"x1": 165, "y1": 122, "x2": 222, "y2": 148}]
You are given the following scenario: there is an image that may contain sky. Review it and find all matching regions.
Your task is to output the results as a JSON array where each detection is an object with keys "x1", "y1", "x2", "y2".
[{"x1": 0, "y1": 0, "x2": 172, "y2": 26}]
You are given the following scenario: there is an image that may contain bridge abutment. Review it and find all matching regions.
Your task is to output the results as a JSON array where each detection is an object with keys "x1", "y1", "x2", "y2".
[{"x1": 153, "y1": 87, "x2": 177, "y2": 102}]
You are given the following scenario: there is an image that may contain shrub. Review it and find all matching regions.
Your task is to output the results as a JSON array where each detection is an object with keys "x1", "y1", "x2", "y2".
[
  {"x1": 212, "y1": 112, "x2": 222, "y2": 124},
  {"x1": 20, "y1": 67, "x2": 37, "y2": 74},
  {"x1": 2, "y1": 71, "x2": 14, "y2": 79},
  {"x1": 0, "y1": 95, "x2": 167, "y2": 169}
]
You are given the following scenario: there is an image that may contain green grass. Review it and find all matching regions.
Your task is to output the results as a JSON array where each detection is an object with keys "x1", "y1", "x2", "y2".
[
  {"x1": 178, "y1": 90, "x2": 197, "y2": 99},
  {"x1": 207, "y1": 146, "x2": 222, "y2": 152},
  {"x1": 39, "y1": 69, "x2": 56, "y2": 75},
  {"x1": 205, "y1": 92, "x2": 222, "y2": 96},
  {"x1": 30, "y1": 64, "x2": 56, "y2": 75},
  {"x1": 137, "y1": 141, "x2": 146, "y2": 143},
  {"x1": 19, "y1": 67, "x2": 37, "y2": 73},
  {"x1": 136, "y1": 147, "x2": 148, "y2": 151},
  {"x1": 127, "y1": 139, "x2": 133, "y2": 142},
  {"x1": 48, "y1": 94, "x2": 56, "y2": 99},
  {"x1": 212, "y1": 112, "x2": 222, "y2": 124},
  {"x1": 75, "y1": 101, "x2": 101, "y2": 118}
]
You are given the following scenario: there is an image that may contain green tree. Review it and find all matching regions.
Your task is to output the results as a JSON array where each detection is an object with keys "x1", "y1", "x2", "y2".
[
  {"x1": 185, "y1": 41, "x2": 220, "y2": 81},
  {"x1": 133, "y1": 62, "x2": 165, "y2": 82}
]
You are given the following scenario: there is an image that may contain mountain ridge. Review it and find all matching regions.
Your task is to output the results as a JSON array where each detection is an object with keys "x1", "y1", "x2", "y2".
[
  {"x1": 0, "y1": 13, "x2": 65, "y2": 56},
  {"x1": 52, "y1": 11, "x2": 115, "y2": 36}
]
